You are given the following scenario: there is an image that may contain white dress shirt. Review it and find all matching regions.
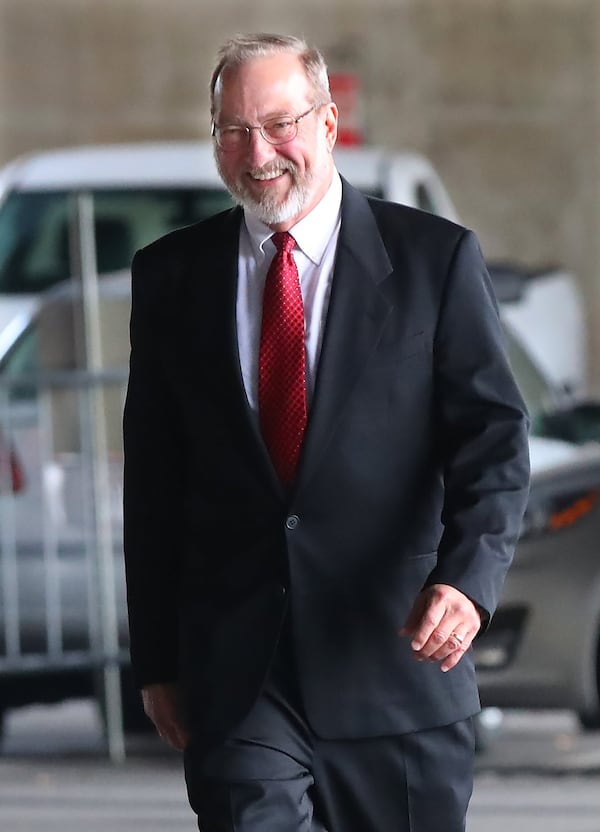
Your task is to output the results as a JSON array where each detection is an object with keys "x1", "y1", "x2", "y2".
[{"x1": 236, "y1": 171, "x2": 342, "y2": 412}]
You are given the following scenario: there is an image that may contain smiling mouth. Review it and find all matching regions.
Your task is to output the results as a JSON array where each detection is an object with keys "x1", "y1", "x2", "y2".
[{"x1": 249, "y1": 168, "x2": 288, "y2": 182}]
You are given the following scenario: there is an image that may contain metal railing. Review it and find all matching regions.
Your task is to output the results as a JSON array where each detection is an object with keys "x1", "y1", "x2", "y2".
[
  {"x1": 0, "y1": 193, "x2": 131, "y2": 762},
  {"x1": 0, "y1": 369, "x2": 129, "y2": 761}
]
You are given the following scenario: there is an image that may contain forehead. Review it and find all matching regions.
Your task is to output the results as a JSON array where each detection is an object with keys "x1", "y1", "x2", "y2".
[{"x1": 214, "y1": 53, "x2": 313, "y2": 120}]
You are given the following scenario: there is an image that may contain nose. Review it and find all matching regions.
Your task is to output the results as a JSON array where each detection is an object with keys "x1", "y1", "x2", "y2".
[{"x1": 245, "y1": 128, "x2": 278, "y2": 167}]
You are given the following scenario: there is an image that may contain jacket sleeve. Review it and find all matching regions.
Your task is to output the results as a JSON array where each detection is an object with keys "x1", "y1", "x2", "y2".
[
  {"x1": 122, "y1": 248, "x2": 185, "y2": 688},
  {"x1": 425, "y1": 229, "x2": 531, "y2": 621}
]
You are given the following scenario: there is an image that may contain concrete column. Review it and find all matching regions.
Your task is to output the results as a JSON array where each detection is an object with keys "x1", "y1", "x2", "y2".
[{"x1": 583, "y1": 0, "x2": 600, "y2": 392}]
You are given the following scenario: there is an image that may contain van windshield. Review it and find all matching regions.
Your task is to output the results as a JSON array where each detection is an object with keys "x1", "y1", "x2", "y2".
[{"x1": 0, "y1": 187, "x2": 234, "y2": 294}]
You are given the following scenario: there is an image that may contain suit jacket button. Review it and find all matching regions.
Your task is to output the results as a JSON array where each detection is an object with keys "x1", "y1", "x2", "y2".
[{"x1": 285, "y1": 515, "x2": 299, "y2": 530}]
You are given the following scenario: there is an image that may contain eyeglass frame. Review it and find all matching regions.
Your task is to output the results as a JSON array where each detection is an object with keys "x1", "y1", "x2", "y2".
[{"x1": 211, "y1": 103, "x2": 326, "y2": 151}]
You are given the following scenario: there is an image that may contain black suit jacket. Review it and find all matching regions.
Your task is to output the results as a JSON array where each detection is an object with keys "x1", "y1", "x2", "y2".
[{"x1": 123, "y1": 178, "x2": 530, "y2": 739}]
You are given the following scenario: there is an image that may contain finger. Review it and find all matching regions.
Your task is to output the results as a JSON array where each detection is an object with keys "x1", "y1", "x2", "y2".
[
  {"x1": 172, "y1": 724, "x2": 190, "y2": 751},
  {"x1": 406, "y1": 600, "x2": 447, "y2": 652},
  {"x1": 410, "y1": 609, "x2": 455, "y2": 655},
  {"x1": 440, "y1": 640, "x2": 469, "y2": 672},
  {"x1": 420, "y1": 620, "x2": 465, "y2": 657},
  {"x1": 157, "y1": 719, "x2": 189, "y2": 750},
  {"x1": 401, "y1": 586, "x2": 481, "y2": 661},
  {"x1": 163, "y1": 728, "x2": 188, "y2": 751},
  {"x1": 427, "y1": 627, "x2": 473, "y2": 662},
  {"x1": 436, "y1": 621, "x2": 483, "y2": 671},
  {"x1": 413, "y1": 598, "x2": 479, "y2": 658},
  {"x1": 401, "y1": 587, "x2": 455, "y2": 645},
  {"x1": 447, "y1": 631, "x2": 467, "y2": 651}
]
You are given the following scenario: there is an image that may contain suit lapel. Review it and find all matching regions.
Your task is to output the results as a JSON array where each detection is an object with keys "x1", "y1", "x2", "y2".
[
  {"x1": 183, "y1": 208, "x2": 280, "y2": 488},
  {"x1": 182, "y1": 185, "x2": 395, "y2": 497},
  {"x1": 295, "y1": 181, "x2": 394, "y2": 490}
]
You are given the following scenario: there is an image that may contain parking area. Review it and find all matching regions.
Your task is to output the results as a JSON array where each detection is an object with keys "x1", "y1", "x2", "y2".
[{"x1": 1, "y1": 702, "x2": 600, "y2": 831}]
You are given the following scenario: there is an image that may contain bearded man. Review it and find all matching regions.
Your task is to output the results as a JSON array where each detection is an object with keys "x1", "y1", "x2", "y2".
[{"x1": 123, "y1": 32, "x2": 530, "y2": 832}]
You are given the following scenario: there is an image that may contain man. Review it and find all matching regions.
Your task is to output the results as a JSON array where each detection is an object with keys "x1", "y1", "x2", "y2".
[{"x1": 123, "y1": 32, "x2": 530, "y2": 831}]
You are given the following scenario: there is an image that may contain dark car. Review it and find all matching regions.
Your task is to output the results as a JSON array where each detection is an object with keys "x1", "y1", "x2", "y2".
[{"x1": 475, "y1": 319, "x2": 600, "y2": 730}]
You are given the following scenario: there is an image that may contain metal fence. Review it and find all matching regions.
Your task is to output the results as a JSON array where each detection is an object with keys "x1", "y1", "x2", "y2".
[
  {"x1": 0, "y1": 197, "x2": 132, "y2": 761},
  {"x1": 0, "y1": 368, "x2": 129, "y2": 761}
]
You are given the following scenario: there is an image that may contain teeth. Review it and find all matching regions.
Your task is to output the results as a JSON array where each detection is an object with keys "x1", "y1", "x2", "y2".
[{"x1": 251, "y1": 170, "x2": 284, "y2": 181}]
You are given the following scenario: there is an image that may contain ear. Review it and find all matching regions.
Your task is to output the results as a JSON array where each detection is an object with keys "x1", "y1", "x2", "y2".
[{"x1": 323, "y1": 102, "x2": 339, "y2": 151}]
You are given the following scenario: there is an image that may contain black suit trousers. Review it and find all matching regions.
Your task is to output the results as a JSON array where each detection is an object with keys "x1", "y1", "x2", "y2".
[{"x1": 183, "y1": 621, "x2": 475, "y2": 832}]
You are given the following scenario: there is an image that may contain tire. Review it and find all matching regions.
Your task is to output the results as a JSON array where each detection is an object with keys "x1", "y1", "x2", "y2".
[
  {"x1": 578, "y1": 709, "x2": 600, "y2": 730},
  {"x1": 577, "y1": 630, "x2": 600, "y2": 731}
]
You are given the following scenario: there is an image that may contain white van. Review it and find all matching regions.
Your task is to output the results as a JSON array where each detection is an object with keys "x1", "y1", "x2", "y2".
[
  {"x1": 0, "y1": 139, "x2": 586, "y2": 394},
  {"x1": 0, "y1": 140, "x2": 458, "y2": 311}
]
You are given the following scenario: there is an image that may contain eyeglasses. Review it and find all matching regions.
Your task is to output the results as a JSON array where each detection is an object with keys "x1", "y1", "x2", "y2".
[{"x1": 211, "y1": 104, "x2": 323, "y2": 152}]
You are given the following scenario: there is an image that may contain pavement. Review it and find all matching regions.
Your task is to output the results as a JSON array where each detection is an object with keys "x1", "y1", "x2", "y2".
[
  {"x1": 1, "y1": 703, "x2": 600, "y2": 831},
  {"x1": 2, "y1": 699, "x2": 600, "y2": 774},
  {"x1": 474, "y1": 709, "x2": 600, "y2": 775}
]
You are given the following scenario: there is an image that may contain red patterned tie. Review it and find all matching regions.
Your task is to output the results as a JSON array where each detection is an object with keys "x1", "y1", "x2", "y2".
[{"x1": 259, "y1": 231, "x2": 307, "y2": 486}]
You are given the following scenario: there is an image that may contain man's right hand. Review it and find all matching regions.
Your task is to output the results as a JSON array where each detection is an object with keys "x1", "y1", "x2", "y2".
[{"x1": 141, "y1": 682, "x2": 190, "y2": 751}]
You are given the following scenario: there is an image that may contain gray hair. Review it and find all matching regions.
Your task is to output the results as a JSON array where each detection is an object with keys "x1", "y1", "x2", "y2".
[{"x1": 209, "y1": 33, "x2": 331, "y2": 115}]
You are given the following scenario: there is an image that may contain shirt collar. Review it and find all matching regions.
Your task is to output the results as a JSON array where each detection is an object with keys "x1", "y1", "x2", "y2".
[{"x1": 243, "y1": 171, "x2": 342, "y2": 265}]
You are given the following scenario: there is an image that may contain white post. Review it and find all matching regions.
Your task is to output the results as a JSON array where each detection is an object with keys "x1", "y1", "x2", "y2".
[{"x1": 74, "y1": 193, "x2": 125, "y2": 763}]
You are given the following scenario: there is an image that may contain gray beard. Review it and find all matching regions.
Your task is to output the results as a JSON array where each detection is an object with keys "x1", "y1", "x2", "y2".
[
  {"x1": 215, "y1": 153, "x2": 312, "y2": 225},
  {"x1": 233, "y1": 183, "x2": 309, "y2": 225}
]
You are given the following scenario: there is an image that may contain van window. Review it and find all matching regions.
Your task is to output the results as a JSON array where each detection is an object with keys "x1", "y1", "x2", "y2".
[
  {"x1": 0, "y1": 187, "x2": 234, "y2": 295},
  {"x1": 0, "y1": 324, "x2": 38, "y2": 400}
]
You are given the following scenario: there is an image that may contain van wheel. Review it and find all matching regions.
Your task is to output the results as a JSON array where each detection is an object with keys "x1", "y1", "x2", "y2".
[
  {"x1": 578, "y1": 709, "x2": 600, "y2": 730},
  {"x1": 577, "y1": 634, "x2": 600, "y2": 731}
]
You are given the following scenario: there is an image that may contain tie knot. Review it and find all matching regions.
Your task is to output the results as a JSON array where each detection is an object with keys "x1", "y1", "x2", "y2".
[{"x1": 271, "y1": 231, "x2": 296, "y2": 255}]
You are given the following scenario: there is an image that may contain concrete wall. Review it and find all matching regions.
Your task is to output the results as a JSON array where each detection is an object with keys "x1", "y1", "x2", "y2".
[{"x1": 1, "y1": 0, "x2": 599, "y2": 385}]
